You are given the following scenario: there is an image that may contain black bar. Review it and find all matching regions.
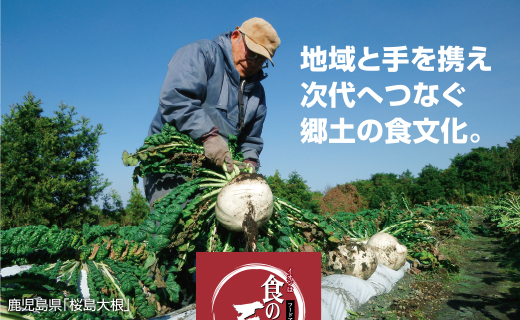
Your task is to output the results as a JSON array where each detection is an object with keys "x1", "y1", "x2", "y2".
[{"x1": 286, "y1": 300, "x2": 295, "y2": 320}]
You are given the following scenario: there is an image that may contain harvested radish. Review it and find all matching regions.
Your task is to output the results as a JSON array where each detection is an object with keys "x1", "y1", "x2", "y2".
[
  {"x1": 215, "y1": 173, "x2": 274, "y2": 232},
  {"x1": 326, "y1": 240, "x2": 378, "y2": 280},
  {"x1": 367, "y1": 232, "x2": 407, "y2": 270}
]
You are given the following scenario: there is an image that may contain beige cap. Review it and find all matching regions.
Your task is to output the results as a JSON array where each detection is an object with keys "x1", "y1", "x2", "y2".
[{"x1": 237, "y1": 17, "x2": 280, "y2": 66}]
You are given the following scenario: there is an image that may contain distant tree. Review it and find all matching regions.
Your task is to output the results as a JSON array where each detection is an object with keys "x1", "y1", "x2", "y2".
[
  {"x1": 97, "y1": 189, "x2": 125, "y2": 226},
  {"x1": 397, "y1": 169, "x2": 414, "y2": 196},
  {"x1": 350, "y1": 179, "x2": 374, "y2": 205},
  {"x1": 266, "y1": 170, "x2": 285, "y2": 196},
  {"x1": 121, "y1": 187, "x2": 149, "y2": 226},
  {"x1": 413, "y1": 165, "x2": 445, "y2": 204},
  {"x1": 506, "y1": 136, "x2": 520, "y2": 190},
  {"x1": 347, "y1": 136, "x2": 520, "y2": 206},
  {"x1": 371, "y1": 173, "x2": 398, "y2": 187},
  {"x1": 452, "y1": 147, "x2": 510, "y2": 200},
  {"x1": 370, "y1": 184, "x2": 395, "y2": 208},
  {"x1": 399, "y1": 169, "x2": 414, "y2": 181},
  {"x1": 440, "y1": 165, "x2": 462, "y2": 203},
  {"x1": 266, "y1": 170, "x2": 322, "y2": 214},
  {"x1": 368, "y1": 173, "x2": 399, "y2": 209},
  {"x1": 96, "y1": 188, "x2": 149, "y2": 227},
  {"x1": 1, "y1": 93, "x2": 109, "y2": 230}
]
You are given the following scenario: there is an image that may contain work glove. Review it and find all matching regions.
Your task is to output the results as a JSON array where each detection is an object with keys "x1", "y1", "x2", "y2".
[{"x1": 203, "y1": 135, "x2": 233, "y2": 173}]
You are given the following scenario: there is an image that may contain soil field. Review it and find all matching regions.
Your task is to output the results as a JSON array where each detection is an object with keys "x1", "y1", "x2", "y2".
[{"x1": 355, "y1": 211, "x2": 520, "y2": 320}]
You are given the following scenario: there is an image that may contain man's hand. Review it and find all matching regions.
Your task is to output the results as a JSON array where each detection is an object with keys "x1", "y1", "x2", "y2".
[
  {"x1": 235, "y1": 159, "x2": 257, "y2": 173},
  {"x1": 203, "y1": 135, "x2": 233, "y2": 173},
  {"x1": 238, "y1": 159, "x2": 258, "y2": 173},
  {"x1": 243, "y1": 159, "x2": 258, "y2": 168}
]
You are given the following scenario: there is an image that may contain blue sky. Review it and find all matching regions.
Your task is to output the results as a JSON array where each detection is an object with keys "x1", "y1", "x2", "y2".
[{"x1": 3, "y1": 0, "x2": 520, "y2": 204}]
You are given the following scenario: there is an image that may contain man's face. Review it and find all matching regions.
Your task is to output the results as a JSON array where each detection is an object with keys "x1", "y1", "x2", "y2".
[{"x1": 231, "y1": 30, "x2": 267, "y2": 78}]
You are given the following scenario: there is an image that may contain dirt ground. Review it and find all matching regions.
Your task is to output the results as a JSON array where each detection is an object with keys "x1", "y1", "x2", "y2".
[{"x1": 354, "y1": 212, "x2": 520, "y2": 320}]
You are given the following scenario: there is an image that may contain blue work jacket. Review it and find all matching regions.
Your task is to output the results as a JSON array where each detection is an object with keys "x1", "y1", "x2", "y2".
[{"x1": 148, "y1": 31, "x2": 268, "y2": 162}]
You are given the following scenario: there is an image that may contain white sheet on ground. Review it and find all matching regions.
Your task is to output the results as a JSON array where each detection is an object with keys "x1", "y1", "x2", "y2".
[{"x1": 321, "y1": 262, "x2": 411, "y2": 320}]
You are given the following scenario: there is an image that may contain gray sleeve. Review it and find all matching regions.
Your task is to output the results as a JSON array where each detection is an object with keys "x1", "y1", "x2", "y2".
[
  {"x1": 239, "y1": 94, "x2": 267, "y2": 163},
  {"x1": 157, "y1": 42, "x2": 217, "y2": 140}
]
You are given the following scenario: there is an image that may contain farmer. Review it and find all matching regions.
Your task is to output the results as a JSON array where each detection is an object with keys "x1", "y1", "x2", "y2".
[{"x1": 144, "y1": 17, "x2": 281, "y2": 205}]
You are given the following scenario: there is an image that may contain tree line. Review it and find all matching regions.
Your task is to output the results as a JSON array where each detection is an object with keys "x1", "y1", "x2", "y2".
[
  {"x1": 2, "y1": 94, "x2": 518, "y2": 230},
  {"x1": 263, "y1": 138, "x2": 520, "y2": 215},
  {"x1": 349, "y1": 137, "x2": 520, "y2": 209}
]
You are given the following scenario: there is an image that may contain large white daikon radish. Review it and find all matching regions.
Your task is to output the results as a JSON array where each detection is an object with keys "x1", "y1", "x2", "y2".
[
  {"x1": 215, "y1": 173, "x2": 274, "y2": 232},
  {"x1": 367, "y1": 232, "x2": 408, "y2": 270},
  {"x1": 326, "y1": 240, "x2": 378, "y2": 280}
]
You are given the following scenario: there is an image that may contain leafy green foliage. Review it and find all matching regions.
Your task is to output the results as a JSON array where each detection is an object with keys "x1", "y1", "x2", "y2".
[
  {"x1": 323, "y1": 192, "x2": 473, "y2": 270},
  {"x1": 328, "y1": 209, "x2": 381, "y2": 239},
  {"x1": 487, "y1": 192, "x2": 520, "y2": 233},
  {"x1": 1, "y1": 93, "x2": 110, "y2": 230},
  {"x1": 483, "y1": 193, "x2": 520, "y2": 270}
]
